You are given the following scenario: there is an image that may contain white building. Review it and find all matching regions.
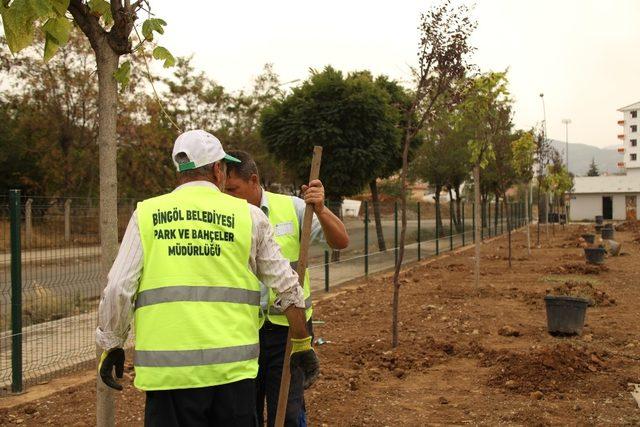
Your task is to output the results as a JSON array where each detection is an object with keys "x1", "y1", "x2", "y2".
[
  {"x1": 570, "y1": 176, "x2": 640, "y2": 221},
  {"x1": 617, "y1": 101, "x2": 640, "y2": 177},
  {"x1": 568, "y1": 102, "x2": 640, "y2": 221}
]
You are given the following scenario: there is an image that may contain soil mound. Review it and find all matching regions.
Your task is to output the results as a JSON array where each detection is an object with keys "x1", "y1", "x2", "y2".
[
  {"x1": 615, "y1": 221, "x2": 640, "y2": 232},
  {"x1": 484, "y1": 343, "x2": 609, "y2": 394},
  {"x1": 547, "y1": 263, "x2": 609, "y2": 275},
  {"x1": 548, "y1": 281, "x2": 616, "y2": 307}
]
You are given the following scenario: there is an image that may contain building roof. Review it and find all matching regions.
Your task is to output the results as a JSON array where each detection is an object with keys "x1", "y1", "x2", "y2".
[
  {"x1": 572, "y1": 175, "x2": 640, "y2": 194},
  {"x1": 618, "y1": 101, "x2": 640, "y2": 112}
]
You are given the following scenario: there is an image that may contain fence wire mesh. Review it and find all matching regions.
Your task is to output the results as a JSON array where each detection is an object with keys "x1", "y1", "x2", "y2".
[{"x1": 0, "y1": 194, "x2": 531, "y2": 394}]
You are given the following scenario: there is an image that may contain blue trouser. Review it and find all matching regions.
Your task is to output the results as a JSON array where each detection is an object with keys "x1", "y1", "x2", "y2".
[{"x1": 257, "y1": 320, "x2": 312, "y2": 427}]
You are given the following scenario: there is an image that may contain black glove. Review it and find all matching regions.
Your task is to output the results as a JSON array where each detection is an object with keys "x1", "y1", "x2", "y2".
[
  {"x1": 99, "y1": 348, "x2": 125, "y2": 390},
  {"x1": 289, "y1": 337, "x2": 320, "y2": 389}
]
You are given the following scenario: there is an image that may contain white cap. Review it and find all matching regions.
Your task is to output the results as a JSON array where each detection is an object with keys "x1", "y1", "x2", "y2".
[{"x1": 171, "y1": 129, "x2": 241, "y2": 172}]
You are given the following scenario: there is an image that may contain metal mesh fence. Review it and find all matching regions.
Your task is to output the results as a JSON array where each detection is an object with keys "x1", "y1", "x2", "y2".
[
  {"x1": 0, "y1": 194, "x2": 136, "y2": 393},
  {"x1": 0, "y1": 193, "x2": 532, "y2": 394}
]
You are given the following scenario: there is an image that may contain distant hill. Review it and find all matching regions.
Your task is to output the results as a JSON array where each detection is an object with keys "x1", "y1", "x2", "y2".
[{"x1": 548, "y1": 139, "x2": 622, "y2": 176}]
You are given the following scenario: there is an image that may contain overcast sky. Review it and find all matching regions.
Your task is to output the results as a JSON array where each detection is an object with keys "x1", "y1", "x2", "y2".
[{"x1": 149, "y1": 0, "x2": 640, "y2": 149}]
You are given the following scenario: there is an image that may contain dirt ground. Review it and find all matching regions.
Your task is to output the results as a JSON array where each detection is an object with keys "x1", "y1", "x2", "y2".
[{"x1": 1, "y1": 223, "x2": 640, "y2": 426}]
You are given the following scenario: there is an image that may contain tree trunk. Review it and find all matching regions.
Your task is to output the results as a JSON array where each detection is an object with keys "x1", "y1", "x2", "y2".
[
  {"x1": 327, "y1": 199, "x2": 342, "y2": 261},
  {"x1": 391, "y1": 133, "x2": 411, "y2": 348},
  {"x1": 448, "y1": 188, "x2": 456, "y2": 228},
  {"x1": 454, "y1": 186, "x2": 462, "y2": 232},
  {"x1": 545, "y1": 192, "x2": 550, "y2": 242},
  {"x1": 536, "y1": 179, "x2": 541, "y2": 247},
  {"x1": 504, "y1": 195, "x2": 512, "y2": 268},
  {"x1": 95, "y1": 44, "x2": 120, "y2": 427},
  {"x1": 551, "y1": 194, "x2": 556, "y2": 236},
  {"x1": 434, "y1": 189, "x2": 444, "y2": 237},
  {"x1": 525, "y1": 182, "x2": 531, "y2": 256},
  {"x1": 369, "y1": 180, "x2": 386, "y2": 252},
  {"x1": 474, "y1": 165, "x2": 481, "y2": 289}
]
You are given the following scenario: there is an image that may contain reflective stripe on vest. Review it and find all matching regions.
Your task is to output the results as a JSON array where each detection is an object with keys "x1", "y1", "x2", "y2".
[
  {"x1": 134, "y1": 186, "x2": 260, "y2": 391},
  {"x1": 135, "y1": 286, "x2": 260, "y2": 310},
  {"x1": 135, "y1": 343, "x2": 259, "y2": 367},
  {"x1": 264, "y1": 191, "x2": 313, "y2": 326}
]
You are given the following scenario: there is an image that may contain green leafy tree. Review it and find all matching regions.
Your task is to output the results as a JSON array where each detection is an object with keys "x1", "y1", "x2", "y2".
[
  {"x1": 1, "y1": 1, "x2": 174, "y2": 423},
  {"x1": 511, "y1": 131, "x2": 536, "y2": 254},
  {"x1": 410, "y1": 133, "x2": 449, "y2": 236},
  {"x1": 587, "y1": 157, "x2": 600, "y2": 176},
  {"x1": 459, "y1": 71, "x2": 511, "y2": 287},
  {"x1": 366, "y1": 74, "x2": 422, "y2": 252},
  {"x1": 260, "y1": 66, "x2": 400, "y2": 212},
  {"x1": 411, "y1": 100, "x2": 471, "y2": 236},
  {"x1": 534, "y1": 126, "x2": 554, "y2": 244},
  {"x1": 546, "y1": 148, "x2": 573, "y2": 232}
]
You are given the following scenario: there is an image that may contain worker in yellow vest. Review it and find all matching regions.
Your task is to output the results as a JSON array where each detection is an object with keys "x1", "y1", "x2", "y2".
[
  {"x1": 96, "y1": 130, "x2": 319, "y2": 426},
  {"x1": 224, "y1": 150, "x2": 348, "y2": 427}
]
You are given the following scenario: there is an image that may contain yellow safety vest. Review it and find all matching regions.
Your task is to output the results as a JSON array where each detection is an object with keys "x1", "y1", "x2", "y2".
[
  {"x1": 263, "y1": 191, "x2": 313, "y2": 326},
  {"x1": 134, "y1": 186, "x2": 261, "y2": 391}
]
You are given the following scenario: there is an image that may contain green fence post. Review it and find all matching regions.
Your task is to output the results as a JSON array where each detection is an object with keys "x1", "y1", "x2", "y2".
[
  {"x1": 394, "y1": 201, "x2": 398, "y2": 266},
  {"x1": 462, "y1": 202, "x2": 465, "y2": 246},
  {"x1": 10, "y1": 189, "x2": 23, "y2": 393},
  {"x1": 363, "y1": 201, "x2": 369, "y2": 276},
  {"x1": 435, "y1": 203, "x2": 440, "y2": 255},
  {"x1": 449, "y1": 203, "x2": 453, "y2": 251},
  {"x1": 417, "y1": 202, "x2": 421, "y2": 261},
  {"x1": 472, "y1": 203, "x2": 476, "y2": 243},
  {"x1": 324, "y1": 250, "x2": 329, "y2": 292}
]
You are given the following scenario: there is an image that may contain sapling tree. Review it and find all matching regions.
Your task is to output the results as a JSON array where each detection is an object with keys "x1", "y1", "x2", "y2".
[
  {"x1": 459, "y1": 71, "x2": 510, "y2": 288},
  {"x1": 391, "y1": 0, "x2": 475, "y2": 348},
  {"x1": 511, "y1": 131, "x2": 536, "y2": 255},
  {"x1": 1, "y1": 1, "x2": 174, "y2": 425}
]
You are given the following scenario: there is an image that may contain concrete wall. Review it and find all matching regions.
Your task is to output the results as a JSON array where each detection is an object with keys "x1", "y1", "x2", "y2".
[
  {"x1": 613, "y1": 195, "x2": 627, "y2": 220},
  {"x1": 570, "y1": 193, "x2": 639, "y2": 221},
  {"x1": 570, "y1": 194, "x2": 603, "y2": 221}
]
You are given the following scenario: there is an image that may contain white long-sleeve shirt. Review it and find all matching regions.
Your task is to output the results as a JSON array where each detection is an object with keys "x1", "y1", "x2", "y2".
[{"x1": 96, "y1": 181, "x2": 305, "y2": 350}]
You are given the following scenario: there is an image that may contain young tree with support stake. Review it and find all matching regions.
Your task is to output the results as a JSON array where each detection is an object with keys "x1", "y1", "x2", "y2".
[
  {"x1": 489, "y1": 111, "x2": 518, "y2": 267},
  {"x1": 0, "y1": 1, "x2": 174, "y2": 425},
  {"x1": 460, "y1": 71, "x2": 510, "y2": 288},
  {"x1": 391, "y1": 0, "x2": 475, "y2": 348},
  {"x1": 512, "y1": 131, "x2": 536, "y2": 256}
]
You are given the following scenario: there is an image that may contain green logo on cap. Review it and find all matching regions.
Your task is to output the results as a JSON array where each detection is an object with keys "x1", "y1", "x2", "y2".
[{"x1": 178, "y1": 161, "x2": 196, "y2": 171}]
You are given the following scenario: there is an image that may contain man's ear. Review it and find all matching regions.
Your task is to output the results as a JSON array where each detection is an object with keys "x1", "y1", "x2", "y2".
[{"x1": 250, "y1": 173, "x2": 260, "y2": 186}]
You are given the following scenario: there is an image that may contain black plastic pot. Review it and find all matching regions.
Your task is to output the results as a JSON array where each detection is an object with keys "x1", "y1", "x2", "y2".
[
  {"x1": 584, "y1": 247, "x2": 606, "y2": 264},
  {"x1": 601, "y1": 228, "x2": 614, "y2": 240},
  {"x1": 595, "y1": 215, "x2": 603, "y2": 224},
  {"x1": 595, "y1": 225, "x2": 603, "y2": 234},
  {"x1": 580, "y1": 233, "x2": 595, "y2": 244},
  {"x1": 544, "y1": 295, "x2": 589, "y2": 336},
  {"x1": 603, "y1": 223, "x2": 613, "y2": 229}
]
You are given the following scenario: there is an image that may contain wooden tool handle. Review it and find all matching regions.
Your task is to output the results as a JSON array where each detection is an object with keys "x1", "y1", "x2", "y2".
[{"x1": 274, "y1": 146, "x2": 323, "y2": 427}]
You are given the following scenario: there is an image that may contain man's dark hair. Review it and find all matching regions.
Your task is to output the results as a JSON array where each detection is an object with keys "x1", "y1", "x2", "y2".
[{"x1": 225, "y1": 150, "x2": 259, "y2": 181}]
